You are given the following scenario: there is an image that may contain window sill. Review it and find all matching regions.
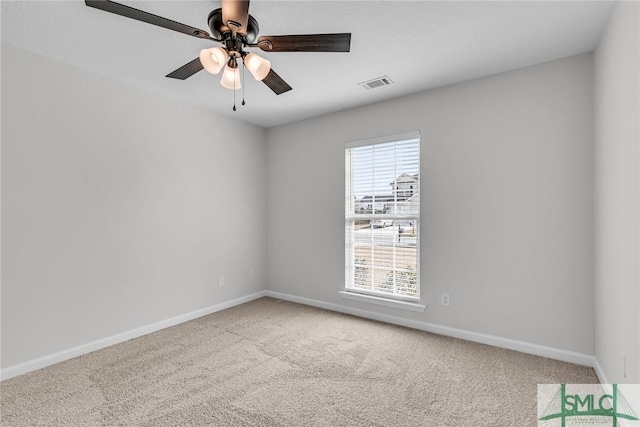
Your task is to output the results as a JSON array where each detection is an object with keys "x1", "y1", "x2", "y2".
[{"x1": 338, "y1": 291, "x2": 426, "y2": 312}]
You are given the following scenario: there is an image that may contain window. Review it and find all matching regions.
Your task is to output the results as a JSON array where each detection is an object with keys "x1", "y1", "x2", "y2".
[{"x1": 345, "y1": 131, "x2": 420, "y2": 301}]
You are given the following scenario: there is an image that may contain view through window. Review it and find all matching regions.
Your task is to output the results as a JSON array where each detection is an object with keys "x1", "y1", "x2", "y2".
[{"x1": 345, "y1": 132, "x2": 420, "y2": 300}]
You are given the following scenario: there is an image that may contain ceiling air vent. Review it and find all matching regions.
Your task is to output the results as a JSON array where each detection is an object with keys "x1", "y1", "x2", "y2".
[{"x1": 358, "y1": 76, "x2": 394, "y2": 90}]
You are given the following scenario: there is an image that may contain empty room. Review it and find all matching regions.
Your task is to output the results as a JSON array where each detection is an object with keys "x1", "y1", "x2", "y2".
[{"x1": 1, "y1": 0, "x2": 639, "y2": 426}]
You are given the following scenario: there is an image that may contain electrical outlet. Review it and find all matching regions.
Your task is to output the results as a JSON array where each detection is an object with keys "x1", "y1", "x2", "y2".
[
  {"x1": 250, "y1": 270, "x2": 255, "y2": 280},
  {"x1": 218, "y1": 275, "x2": 225, "y2": 288},
  {"x1": 441, "y1": 293, "x2": 450, "y2": 307}
]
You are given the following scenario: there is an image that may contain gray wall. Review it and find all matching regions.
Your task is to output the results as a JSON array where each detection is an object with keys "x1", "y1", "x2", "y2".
[
  {"x1": 594, "y1": 1, "x2": 640, "y2": 384},
  {"x1": 266, "y1": 53, "x2": 595, "y2": 355},
  {"x1": 1, "y1": 44, "x2": 267, "y2": 368},
  {"x1": 7, "y1": 22, "x2": 636, "y2": 375}
]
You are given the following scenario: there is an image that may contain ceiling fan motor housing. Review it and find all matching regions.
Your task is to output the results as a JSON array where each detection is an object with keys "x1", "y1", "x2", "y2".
[{"x1": 208, "y1": 8, "x2": 259, "y2": 44}]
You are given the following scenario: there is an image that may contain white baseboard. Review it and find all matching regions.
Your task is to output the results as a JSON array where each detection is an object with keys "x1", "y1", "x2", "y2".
[
  {"x1": 0, "y1": 291, "x2": 267, "y2": 381},
  {"x1": 1, "y1": 289, "x2": 601, "y2": 382},
  {"x1": 592, "y1": 356, "x2": 610, "y2": 384},
  {"x1": 265, "y1": 290, "x2": 595, "y2": 367}
]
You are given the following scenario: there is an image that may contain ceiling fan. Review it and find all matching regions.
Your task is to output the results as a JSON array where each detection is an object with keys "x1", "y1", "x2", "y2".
[{"x1": 85, "y1": 0, "x2": 351, "y2": 100}]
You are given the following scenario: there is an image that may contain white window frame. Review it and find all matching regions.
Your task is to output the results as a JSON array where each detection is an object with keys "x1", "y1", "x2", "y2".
[{"x1": 344, "y1": 131, "x2": 421, "y2": 304}]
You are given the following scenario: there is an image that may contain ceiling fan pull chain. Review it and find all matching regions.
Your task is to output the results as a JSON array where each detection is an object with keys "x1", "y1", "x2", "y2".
[
  {"x1": 232, "y1": 69, "x2": 237, "y2": 111},
  {"x1": 242, "y1": 64, "x2": 246, "y2": 106}
]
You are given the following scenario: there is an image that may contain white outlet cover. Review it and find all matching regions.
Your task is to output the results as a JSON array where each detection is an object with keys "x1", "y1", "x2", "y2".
[{"x1": 441, "y1": 293, "x2": 450, "y2": 307}]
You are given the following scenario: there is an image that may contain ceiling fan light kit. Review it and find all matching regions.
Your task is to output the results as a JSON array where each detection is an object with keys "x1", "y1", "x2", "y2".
[
  {"x1": 244, "y1": 53, "x2": 271, "y2": 81},
  {"x1": 85, "y1": 0, "x2": 351, "y2": 108},
  {"x1": 199, "y1": 47, "x2": 228, "y2": 75},
  {"x1": 220, "y1": 61, "x2": 242, "y2": 90}
]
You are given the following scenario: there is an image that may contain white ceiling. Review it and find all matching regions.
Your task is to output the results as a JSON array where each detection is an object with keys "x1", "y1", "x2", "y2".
[{"x1": 2, "y1": 0, "x2": 613, "y2": 128}]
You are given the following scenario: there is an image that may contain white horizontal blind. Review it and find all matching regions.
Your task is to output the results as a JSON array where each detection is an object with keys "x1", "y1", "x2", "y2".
[{"x1": 345, "y1": 132, "x2": 420, "y2": 300}]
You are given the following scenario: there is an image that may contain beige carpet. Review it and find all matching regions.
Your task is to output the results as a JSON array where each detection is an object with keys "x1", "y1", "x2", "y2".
[{"x1": 1, "y1": 297, "x2": 598, "y2": 426}]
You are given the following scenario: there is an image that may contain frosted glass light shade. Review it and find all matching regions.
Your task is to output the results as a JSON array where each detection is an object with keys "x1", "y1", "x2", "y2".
[
  {"x1": 220, "y1": 64, "x2": 241, "y2": 90},
  {"x1": 244, "y1": 53, "x2": 271, "y2": 81},
  {"x1": 199, "y1": 47, "x2": 228, "y2": 75}
]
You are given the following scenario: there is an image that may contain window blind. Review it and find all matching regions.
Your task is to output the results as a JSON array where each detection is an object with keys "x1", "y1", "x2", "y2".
[{"x1": 345, "y1": 132, "x2": 420, "y2": 300}]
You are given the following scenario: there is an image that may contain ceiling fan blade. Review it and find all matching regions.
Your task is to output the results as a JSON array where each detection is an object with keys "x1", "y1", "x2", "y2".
[
  {"x1": 166, "y1": 58, "x2": 204, "y2": 80},
  {"x1": 257, "y1": 33, "x2": 351, "y2": 52},
  {"x1": 85, "y1": 0, "x2": 213, "y2": 40},
  {"x1": 221, "y1": 0, "x2": 250, "y2": 35},
  {"x1": 262, "y1": 69, "x2": 292, "y2": 95}
]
